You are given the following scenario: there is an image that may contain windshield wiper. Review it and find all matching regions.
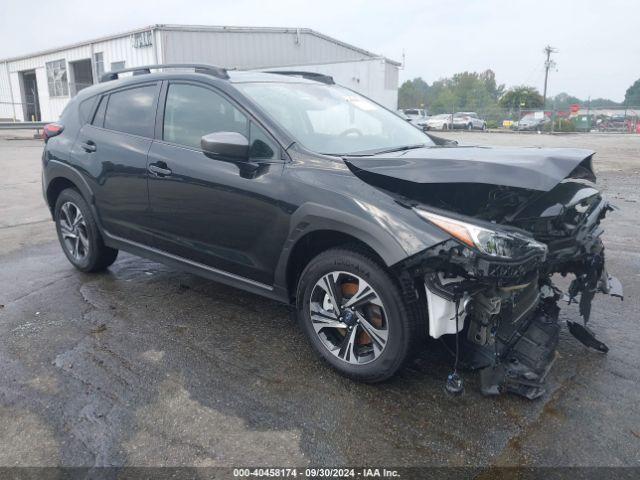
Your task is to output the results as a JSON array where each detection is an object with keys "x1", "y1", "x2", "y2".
[{"x1": 343, "y1": 144, "x2": 428, "y2": 157}]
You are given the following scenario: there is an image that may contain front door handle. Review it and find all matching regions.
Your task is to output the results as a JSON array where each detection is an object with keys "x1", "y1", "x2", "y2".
[
  {"x1": 81, "y1": 140, "x2": 96, "y2": 153},
  {"x1": 148, "y1": 162, "x2": 172, "y2": 177}
]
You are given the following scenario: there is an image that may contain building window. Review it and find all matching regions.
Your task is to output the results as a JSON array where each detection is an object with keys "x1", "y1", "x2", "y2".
[
  {"x1": 110, "y1": 61, "x2": 125, "y2": 72},
  {"x1": 94, "y1": 52, "x2": 104, "y2": 79},
  {"x1": 45, "y1": 59, "x2": 69, "y2": 97}
]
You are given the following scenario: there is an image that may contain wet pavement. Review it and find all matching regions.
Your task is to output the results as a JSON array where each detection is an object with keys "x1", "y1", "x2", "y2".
[{"x1": 0, "y1": 133, "x2": 639, "y2": 469}]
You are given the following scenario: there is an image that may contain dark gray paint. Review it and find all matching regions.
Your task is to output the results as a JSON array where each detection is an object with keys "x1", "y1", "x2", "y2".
[{"x1": 345, "y1": 146, "x2": 594, "y2": 192}]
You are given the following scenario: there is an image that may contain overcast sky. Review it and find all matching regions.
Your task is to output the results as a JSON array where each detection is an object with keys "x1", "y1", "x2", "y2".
[{"x1": 2, "y1": 0, "x2": 638, "y2": 101}]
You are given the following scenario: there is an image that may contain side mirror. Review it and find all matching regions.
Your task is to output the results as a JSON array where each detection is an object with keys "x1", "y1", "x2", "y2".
[{"x1": 201, "y1": 132, "x2": 249, "y2": 159}]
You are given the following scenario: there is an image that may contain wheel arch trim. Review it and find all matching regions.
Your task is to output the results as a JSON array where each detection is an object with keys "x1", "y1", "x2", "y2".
[
  {"x1": 273, "y1": 202, "x2": 410, "y2": 296},
  {"x1": 45, "y1": 160, "x2": 96, "y2": 210}
]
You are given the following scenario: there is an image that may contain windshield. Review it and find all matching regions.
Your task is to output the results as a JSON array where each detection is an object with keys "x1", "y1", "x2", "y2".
[{"x1": 236, "y1": 82, "x2": 434, "y2": 155}]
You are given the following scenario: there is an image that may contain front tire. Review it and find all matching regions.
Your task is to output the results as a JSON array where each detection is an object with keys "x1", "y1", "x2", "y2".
[
  {"x1": 54, "y1": 188, "x2": 118, "y2": 272},
  {"x1": 296, "y1": 247, "x2": 417, "y2": 383}
]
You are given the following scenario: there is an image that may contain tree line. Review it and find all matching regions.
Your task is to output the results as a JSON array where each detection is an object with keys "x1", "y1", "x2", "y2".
[{"x1": 398, "y1": 70, "x2": 640, "y2": 115}]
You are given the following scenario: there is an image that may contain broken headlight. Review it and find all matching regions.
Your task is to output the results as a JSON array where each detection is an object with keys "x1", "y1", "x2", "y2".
[{"x1": 414, "y1": 208, "x2": 547, "y2": 259}]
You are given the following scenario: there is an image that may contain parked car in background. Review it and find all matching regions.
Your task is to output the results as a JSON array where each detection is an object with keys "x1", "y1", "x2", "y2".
[
  {"x1": 396, "y1": 110, "x2": 424, "y2": 131},
  {"x1": 452, "y1": 112, "x2": 486, "y2": 130},
  {"x1": 402, "y1": 108, "x2": 429, "y2": 130},
  {"x1": 425, "y1": 113, "x2": 453, "y2": 131},
  {"x1": 596, "y1": 115, "x2": 628, "y2": 133},
  {"x1": 517, "y1": 112, "x2": 551, "y2": 132}
]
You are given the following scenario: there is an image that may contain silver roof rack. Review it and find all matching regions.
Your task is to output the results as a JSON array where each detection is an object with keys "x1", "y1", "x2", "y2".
[{"x1": 100, "y1": 63, "x2": 229, "y2": 83}]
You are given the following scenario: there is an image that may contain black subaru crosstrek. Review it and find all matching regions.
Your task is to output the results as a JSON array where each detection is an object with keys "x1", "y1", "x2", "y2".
[{"x1": 42, "y1": 64, "x2": 622, "y2": 398}]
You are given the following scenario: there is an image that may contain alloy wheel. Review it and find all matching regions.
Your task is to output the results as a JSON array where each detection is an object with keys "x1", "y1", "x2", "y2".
[
  {"x1": 59, "y1": 201, "x2": 90, "y2": 262},
  {"x1": 309, "y1": 271, "x2": 389, "y2": 365}
]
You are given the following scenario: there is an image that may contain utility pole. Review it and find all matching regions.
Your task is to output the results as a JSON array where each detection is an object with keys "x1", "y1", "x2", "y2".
[{"x1": 542, "y1": 45, "x2": 557, "y2": 108}]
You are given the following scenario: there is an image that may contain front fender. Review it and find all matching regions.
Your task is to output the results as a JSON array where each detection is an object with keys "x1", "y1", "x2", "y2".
[{"x1": 273, "y1": 200, "x2": 450, "y2": 291}]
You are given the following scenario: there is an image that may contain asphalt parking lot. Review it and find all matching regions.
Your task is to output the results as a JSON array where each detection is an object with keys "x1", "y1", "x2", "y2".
[{"x1": 0, "y1": 131, "x2": 638, "y2": 470}]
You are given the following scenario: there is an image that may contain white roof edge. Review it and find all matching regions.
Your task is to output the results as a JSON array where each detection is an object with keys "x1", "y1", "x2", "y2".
[{"x1": 0, "y1": 23, "x2": 401, "y2": 67}]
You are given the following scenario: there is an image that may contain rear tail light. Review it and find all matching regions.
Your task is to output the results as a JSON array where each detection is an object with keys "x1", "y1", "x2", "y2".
[{"x1": 43, "y1": 123, "x2": 64, "y2": 142}]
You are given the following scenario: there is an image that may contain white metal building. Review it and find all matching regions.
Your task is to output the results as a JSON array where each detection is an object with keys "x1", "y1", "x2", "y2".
[{"x1": 0, "y1": 24, "x2": 401, "y2": 122}]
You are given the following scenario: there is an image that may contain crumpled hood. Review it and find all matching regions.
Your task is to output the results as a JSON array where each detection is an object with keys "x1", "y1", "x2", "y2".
[{"x1": 344, "y1": 146, "x2": 594, "y2": 192}]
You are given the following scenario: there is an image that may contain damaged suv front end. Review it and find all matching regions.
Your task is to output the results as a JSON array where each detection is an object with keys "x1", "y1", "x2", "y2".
[{"x1": 346, "y1": 146, "x2": 623, "y2": 399}]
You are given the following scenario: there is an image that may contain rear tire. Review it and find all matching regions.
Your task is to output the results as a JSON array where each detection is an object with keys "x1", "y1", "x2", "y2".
[
  {"x1": 467, "y1": 123, "x2": 473, "y2": 131},
  {"x1": 442, "y1": 124, "x2": 448, "y2": 131},
  {"x1": 54, "y1": 188, "x2": 118, "y2": 272},
  {"x1": 296, "y1": 247, "x2": 418, "y2": 383}
]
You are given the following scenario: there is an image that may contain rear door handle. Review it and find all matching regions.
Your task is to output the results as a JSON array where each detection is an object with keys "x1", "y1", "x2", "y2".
[
  {"x1": 81, "y1": 140, "x2": 96, "y2": 153},
  {"x1": 148, "y1": 162, "x2": 172, "y2": 177}
]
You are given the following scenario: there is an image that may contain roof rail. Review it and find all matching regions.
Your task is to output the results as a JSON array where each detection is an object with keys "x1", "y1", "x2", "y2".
[
  {"x1": 99, "y1": 63, "x2": 229, "y2": 83},
  {"x1": 264, "y1": 71, "x2": 335, "y2": 85}
]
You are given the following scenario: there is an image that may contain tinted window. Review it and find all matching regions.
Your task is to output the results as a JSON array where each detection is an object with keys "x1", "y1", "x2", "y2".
[
  {"x1": 163, "y1": 83, "x2": 248, "y2": 149},
  {"x1": 92, "y1": 96, "x2": 107, "y2": 127},
  {"x1": 79, "y1": 97, "x2": 96, "y2": 124},
  {"x1": 104, "y1": 85, "x2": 157, "y2": 137},
  {"x1": 249, "y1": 122, "x2": 278, "y2": 160}
]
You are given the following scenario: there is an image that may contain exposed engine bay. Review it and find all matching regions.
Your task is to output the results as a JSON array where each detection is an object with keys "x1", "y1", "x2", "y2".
[{"x1": 345, "y1": 144, "x2": 624, "y2": 399}]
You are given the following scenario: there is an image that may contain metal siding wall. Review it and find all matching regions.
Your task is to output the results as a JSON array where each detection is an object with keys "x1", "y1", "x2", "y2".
[
  {"x1": 2, "y1": 28, "x2": 397, "y2": 121},
  {"x1": 92, "y1": 35, "x2": 156, "y2": 73},
  {"x1": 382, "y1": 61, "x2": 399, "y2": 109},
  {"x1": 0, "y1": 62, "x2": 15, "y2": 119},
  {"x1": 163, "y1": 30, "x2": 368, "y2": 68},
  {"x1": 9, "y1": 72, "x2": 24, "y2": 121},
  {"x1": 4, "y1": 33, "x2": 157, "y2": 121}
]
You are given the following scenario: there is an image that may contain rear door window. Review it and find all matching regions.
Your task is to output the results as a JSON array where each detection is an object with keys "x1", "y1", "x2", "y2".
[
  {"x1": 103, "y1": 84, "x2": 158, "y2": 137},
  {"x1": 79, "y1": 97, "x2": 97, "y2": 124}
]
